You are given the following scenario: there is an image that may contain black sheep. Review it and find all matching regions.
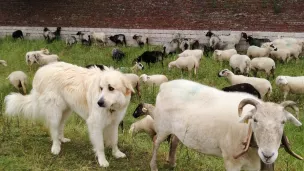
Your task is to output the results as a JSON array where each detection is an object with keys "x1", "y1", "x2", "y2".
[
  {"x1": 241, "y1": 32, "x2": 271, "y2": 47},
  {"x1": 112, "y1": 48, "x2": 125, "y2": 61},
  {"x1": 109, "y1": 34, "x2": 127, "y2": 46},
  {"x1": 136, "y1": 51, "x2": 164, "y2": 67},
  {"x1": 222, "y1": 83, "x2": 261, "y2": 99},
  {"x1": 12, "y1": 30, "x2": 24, "y2": 39}
]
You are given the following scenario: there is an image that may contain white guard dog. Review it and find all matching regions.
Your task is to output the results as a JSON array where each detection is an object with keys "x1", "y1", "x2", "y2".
[{"x1": 4, "y1": 62, "x2": 134, "y2": 167}]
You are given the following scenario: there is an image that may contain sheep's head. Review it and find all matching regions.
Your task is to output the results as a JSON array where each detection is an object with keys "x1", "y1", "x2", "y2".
[
  {"x1": 276, "y1": 76, "x2": 288, "y2": 85},
  {"x1": 43, "y1": 28, "x2": 49, "y2": 32},
  {"x1": 132, "y1": 103, "x2": 149, "y2": 118},
  {"x1": 139, "y1": 74, "x2": 148, "y2": 82},
  {"x1": 205, "y1": 30, "x2": 214, "y2": 37},
  {"x1": 76, "y1": 31, "x2": 83, "y2": 36},
  {"x1": 41, "y1": 48, "x2": 50, "y2": 55},
  {"x1": 269, "y1": 44, "x2": 278, "y2": 51},
  {"x1": 239, "y1": 99, "x2": 302, "y2": 164},
  {"x1": 241, "y1": 32, "x2": 248, "y2": 39},
  {"x1": 134, "y1": 62, "x2": 144, "y2": 70},
  {"x1": 133, "y1": 34, "x2": 139, "y2": 40},
  {"x1": 218, "y1": 69, "x2": 233, "y2": 77}
]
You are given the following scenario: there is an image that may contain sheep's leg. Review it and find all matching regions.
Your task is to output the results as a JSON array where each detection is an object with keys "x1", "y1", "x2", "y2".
[
  {"x1": 167, "y1": 135, "x2": 180, "y2": 167},
  {"x1": 150, "y1": 133, "x2": 170, "y2": 171},
  {"x1": 271, "y1": 67, "x2": 275, "y2": 80},
  {"x1": 283, "y1": 91, "x2": 289, "y2": 101},
  {"x1": 59, "y1": 109, "x2": 72, "y2": 143}
]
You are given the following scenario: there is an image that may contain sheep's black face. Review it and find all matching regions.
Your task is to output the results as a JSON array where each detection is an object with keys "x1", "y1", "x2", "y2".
[
  {"x1": 133, "y1": 103, "x2": 144, "y2": 118},
  {"x1": 133, "y1": 35, "x2": 138, "y2": 40},
  {"x1": 205, "y1": 31, "x2": 213, "y2": 37},
  {"x1": 76, "y1": 31, "x2": 82, "y2": 35},
  {"x1": 241, "y1": 32, "x2": 247, "y2": 39},
  {"x1": 43, "y1": 28, "x2": 49, "y2": 32}
]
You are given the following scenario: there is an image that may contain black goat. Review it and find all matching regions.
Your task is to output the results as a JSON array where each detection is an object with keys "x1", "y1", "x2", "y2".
[
  {"x1": 136, "y1": 51, "x2": 164, "y2": 67},
  {"x1": 112, "y1": 48, "x2": 125, "y2": 61},
  {"x1": 109, "y1": 34, "x2": 127, "y2": 46},
  {"x1": 222, "y1": 83, "x2": 261, "y2": 99},
  {"x1": 241, "y1": 32, "x2": 271, "y2": 47},
  {"x1": 12, "y1": 30, "x2": 24, "y2": 39}
]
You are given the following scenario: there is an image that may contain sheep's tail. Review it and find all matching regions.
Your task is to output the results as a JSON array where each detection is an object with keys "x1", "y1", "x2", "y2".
[
  {"x1": 20, "y1": 80, "x2": 27, "y2": 94},
  {"x1": 4, "y1": 92, "x2": 39, "y2": 120}
]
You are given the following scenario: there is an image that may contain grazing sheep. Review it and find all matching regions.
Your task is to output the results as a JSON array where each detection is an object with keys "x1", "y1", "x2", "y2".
[
  {"x1": 109, "y1": 34, "x2": 127, "y2": 46},
  {"x1": 168, "y1": 56, "x2": 199, "y2": 76},
  {"x1": 206, "y1": 30, "x2": 240, "y2": 50},
  {"x1": 136, "y1": 51, "x2": 164, "y2": 67},
  {"x1": 118, "y1": 62, "x2": 144, "y2": 73},
  {"x1": 150, "y1": 79, "x2": 301, "y2": 171},
  {"x1": 276, "y1": 76, "x2": 304, "y2": 103},
  {"x1": 250, "y1": 57, "x2": 275, "y2": 79},
  {"x1": 270, "y1": 49, "x2": 291, "y2": 62},
  {"x1": 139, "y1": 74, "x2": 168, "y2": 86},
  {"x1": 218, "y1": 69, "x2": 272, "y2": 99},
  {"x1": 178, "y1": 49, "x2": 203, "y2": 62},
  {"x1": 76, "y1": 31, "x2": 92, "y2": 46},
  {"x1": 163, "y1": 39, "x2": 180, "y2": 55},
  {"x1": 43, "y1": 27, "x2": 61, "y2": 43},
  {"x1": 34, "y1": 53, "x2": 59, "y2": 65},
  {"x1": 0, "y1": 60, "x2": 7, "y2": 66},
  {"x1": 133, "y1": 34, "x2": 148, "y2": 48},
  {"x1": 26, "y1": 49, "x2": 50, "y2": 65},
  {"x1": 124, "y1": 73, "x2": 141, "y2": 97},
  {"x1": 130, "y1": 115, "x2": 155, "y2": 138},
  {"x1": 263, "y1": 42, "x2": 301, "y2": 61},
  {"x1": 222, "y1": 83, "x2": 261, "y2": 99},
  {"x1": 247, "y1": 44, "x2": 276, "y2": 58},
  {"x1": 241, "y1": 32, "x2": 271, "y2": 47},
  {"x1": 179, "y1": 39, "x2": 191, "y2": 52},
  {"x1": 213, "y1": 49, "x2": 237, "y2": 63},
  {"x1": 229, "y1": 54, "x2": 251, "y2": 75},
  {"x1": 112, "y1": 48, "x2": 125, "y2": 62},
  {"x1": 7, "y1": 71, "x2": 28, "y2": 94},
  {"x1": 92, "y1": 32, "x2": 106, "y2": 45},
  {"x1": 66, "y1": 35, "x2": 77, "y2": 46},
  {"x1": 12, "y1": 30, "x2": 24, "y2": 39}
]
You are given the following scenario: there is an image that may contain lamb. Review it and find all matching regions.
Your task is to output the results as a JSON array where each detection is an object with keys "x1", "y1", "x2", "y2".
[
  {"x1": 150, "y1": 79, "x2": 302, "y2": 171},
  {"x1": 218, "y1": 69, "x2": 272, "y2": 99},
  {"x1": 269, "y1": 49, "x2": 291, "y2": 62},
  {"x1": 229, "y1": 54, "x2": 251, "y2": 75},
  {"x1": 247, "y1": 44, "x2": 276, "y2": 58},
  {"x1": 7, "y1": 71, "x2": 28, "y2": 94},
  {"x1": 124, "y1": 73, "x2": 141, "y2": 97},
  {"x1": 112, "y1": 48, "x2": 125, "y2": 62},
  {"x1": 12, "y1": 30, "x2": 24, "y2": 39},
  {"x1": 250, "y1": 57, "x2": 275, "y2": 79},
  {"x1": 136, "y1": 51, "x2": 164, "y2": 67},
  {"x1": 168, "y1": 56, "x2": 199, "y2": 76},
  {"x1": 109, "y1": 34, "x2": 127, "y2": 46},
  {"x1": 76, "y1": 31, "x2": 92, "y2": 46},
  {"x1": 163, "y1": 39, "x2": 180, "y2": 55},
  {"x1": 92, "y1": 32, "x2": 106, "y2": 46},
  {"x1": 0, "y1": 60, "x2": 7, "y2": 66},
  {"x1": 213, "y1": 49, "x2": 237, "y2": 63},
  {"x1": 43, "y1": 27, "x2": 61, "y2": 43},
  {"x1": 133, "y1": 34, "x2": 148, "y2": 48},
  {"x1": 241, "y1": 32, "x2": 271, "y2": 47},
  {"x1": 34, "y1": 53, "x2": 59, "y2": 65},
  {"x1": 118, "y1": 62, "x2": 144, "y2": 73},
  {"x1": 66, "y1": 35, "x2": 77, "y2": 46},
  {"x1": 276, "y1": 76, "x2": 304, "y2": 103},
  {"x1": 139, "y1": 74, "x2": 168, "y2": 86},
  {"x1": 177, "y1": 49, "x2": 203, "y2": 62},
  {"x1": 222, "y1": 83, "x2": 261, "y2": 99},
  {"x1": 26, "y1": 49, "x2": 50, "y2": 65}
]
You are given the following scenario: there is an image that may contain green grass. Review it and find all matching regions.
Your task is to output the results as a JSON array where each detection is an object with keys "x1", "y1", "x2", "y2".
[{"x1": 0, "y1": 37, "x2": 303, "y2": 171}]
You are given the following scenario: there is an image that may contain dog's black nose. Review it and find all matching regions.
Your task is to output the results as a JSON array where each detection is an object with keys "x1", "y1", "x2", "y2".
[{"x1": 97, "y1": 98, "x2": 105, "y2": 107}]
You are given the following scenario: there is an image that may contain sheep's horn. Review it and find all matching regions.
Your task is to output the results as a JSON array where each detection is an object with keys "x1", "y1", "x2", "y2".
[
  {"x1": 280, "y1": 101, "x2": 299, "y2": 119},
  {"x1": 281, "y1": 132, "x2": 303, "y2": 160},
  {"x1": 238, "y1": 98, "x2": 260, "y2": 117}
]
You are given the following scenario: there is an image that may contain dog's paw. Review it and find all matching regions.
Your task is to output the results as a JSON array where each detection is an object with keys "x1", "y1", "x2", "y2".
[
  {"x1": 113, "y1": 150, "x2": 126, "y2": 158},
  {"x1": 51, "y1": 145, "x2": 61, "y2": 155},
  {"x1": 98, "y1": 158, "x2": 109, "y2": 167},
  {"x1": 60, "y1": 137, "x2": 71, "y2": 143}
]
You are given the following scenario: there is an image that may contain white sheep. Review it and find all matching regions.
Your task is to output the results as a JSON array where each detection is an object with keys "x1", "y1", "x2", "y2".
[
  {"x1": 34, "y1": 53, "x2": 59, "y2": 65},
  {"x1": 130, "y1": 115, "x2": 155, "y2": 138},
  {"x1": 149, "y1": 79, "x2": 301, "y2": 171},
  {"x1": 218, "y1": 69, "x2": 272, "y2": 99},
  {"x1": 124, "y1": 73, "x2": 141, "y2": 97},
  {"x1": 92, "y1": 32, "x2": 106, "y2": 45},
  {"x1": 26, "y1": 49, "x2": 50, "y2": 65},
  {"x1": 263, "y1": 42, "x2": 301, "y2": 61},
  {"x1": 276, "y1": 76, "x2": 304, "y2": 103},
  {"x1": 250, "y1": 57, "x2": 275, "y2": 79},
  {"x1": 269, "y1": 49, "x2": 291, "y2": 62},
  {"x1": 168, "y1": 56, "x2": 199, "y2": 76},
  {"x1": 177, "y1": 49, "x2": 203, "y2": 62},
  {"x1": 213, "y1": 49, "x2": 237, "y2": 63},
  {"x1": 139, "y1": 74, "x2": 168, "y2": 86},
  {"x1": 229, "y1": 54, "x2": 251, "y2": 75},
  {"x1": 0, "y1": 60, "x2": 7, "y2": 66},
  {"x1": 247, "y1": 44, "x2": 276, "y2": 58},
  {"x1": 7, "y1": 71, "x2": 28, "y2": 94},
  {"x1": 118, "y1": 62, "x2": 144, "y2": 73}
]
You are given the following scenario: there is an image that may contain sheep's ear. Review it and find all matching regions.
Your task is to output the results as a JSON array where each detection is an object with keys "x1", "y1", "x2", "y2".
[
  {"x1": 142, "y1": 107, "x2": 148, "y2": 113},
  {"x1": 239, "y1": 110, "x2": 255, "y2": 123}
]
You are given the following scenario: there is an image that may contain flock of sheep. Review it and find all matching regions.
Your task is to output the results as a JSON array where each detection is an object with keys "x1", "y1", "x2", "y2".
[{"x1": 2, "y1": 27, "x2": 304, "y2": 170}]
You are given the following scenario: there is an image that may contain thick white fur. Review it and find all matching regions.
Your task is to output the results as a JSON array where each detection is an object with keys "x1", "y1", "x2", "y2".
[
  {"x1": 4, "y1": 62, "x2": 134, "y2": 167},
  {"x1": 7, "y1": 71, "x2": 28, "y2": 94}
]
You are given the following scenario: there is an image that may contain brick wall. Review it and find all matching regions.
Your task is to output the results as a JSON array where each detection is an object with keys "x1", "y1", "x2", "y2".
[{"x1": 0, "y1": 0, "x2": 303, "y2": 32}]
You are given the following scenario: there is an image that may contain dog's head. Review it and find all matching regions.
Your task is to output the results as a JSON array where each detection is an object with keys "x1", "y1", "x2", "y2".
[{"x1": 95, "y1": 68, "x2": 134, "y2": 112}]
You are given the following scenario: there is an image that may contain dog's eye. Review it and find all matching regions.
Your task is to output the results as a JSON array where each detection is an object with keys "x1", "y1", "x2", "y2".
[
  {"x1": 109, "y1": 86, "x2": 114, "y2": 91},
  {"x1": 100, "y1": 87, "x2": 103, "y2": 91}
]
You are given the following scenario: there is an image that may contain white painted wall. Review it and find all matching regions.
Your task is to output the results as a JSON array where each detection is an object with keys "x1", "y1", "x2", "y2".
[{"x1": 1, "y1": 26, "x2": 303, "y2": 52}]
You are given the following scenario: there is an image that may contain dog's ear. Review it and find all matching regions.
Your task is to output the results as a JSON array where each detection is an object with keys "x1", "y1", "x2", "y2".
[{"x1": 122, "y1": 77, "x2": 135, "y2": 95}]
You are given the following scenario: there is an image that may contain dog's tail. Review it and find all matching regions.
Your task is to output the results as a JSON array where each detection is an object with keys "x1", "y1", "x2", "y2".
[{"x1": 4, "y1": 91, "x2": 39, "y2": 119}]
